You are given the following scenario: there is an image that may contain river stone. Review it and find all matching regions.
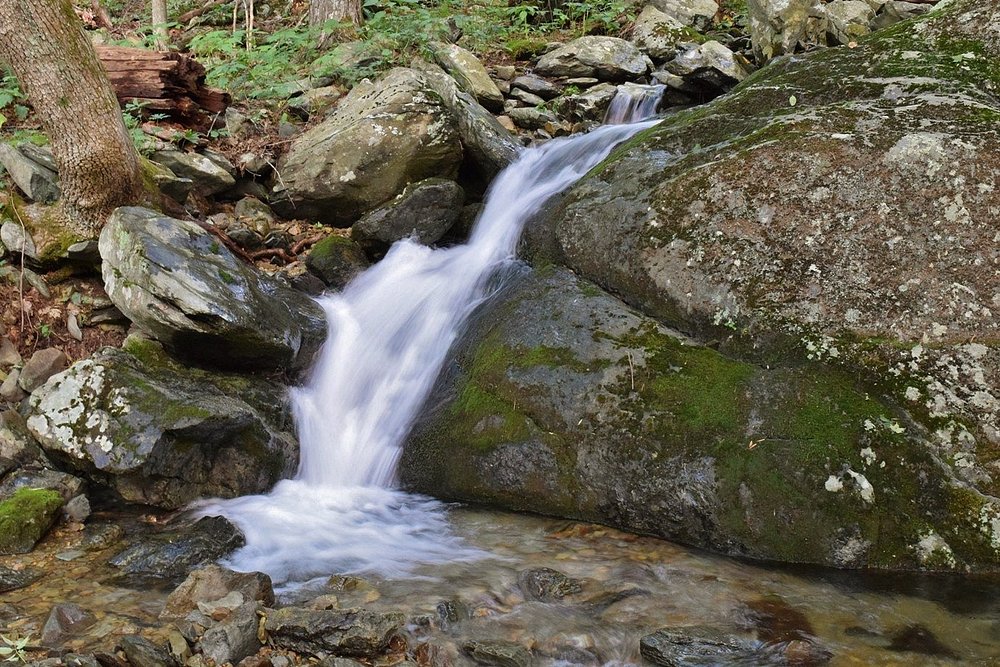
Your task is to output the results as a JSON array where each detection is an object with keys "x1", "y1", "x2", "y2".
[
  {"x1": 150, "y1": 150, "x2": 236, "y2": 196},
  {"x1": 513, "y1": 0, "x2": 1000, "y2": 569},
  {"x1": 199, "y1": 601, "x2": 261, "y2": 665},
  {"x1": 462, "y1": 640, "x2": 533, "y2": 667},
  {"x1": 535, "y1": 36, "x2": 651, "y2": 82},
  {"x1": 100, "y1": 207, "x2": 325, "y2": 373},
  {"x1": 552, "y1": 84, "x2": 618, "y2": 123},
  {"x1": 163, "y1": 564, "x2": 274, "y2": 619},
  {"x1": 41, "y1": 603, "x2": 97, "y2": 647},
  {"x1": 305, "y1": 234, "x2": 370, "y2": 289},
  {"x1": 507, "y1": 107, "x2": 560, "y2": 131},
  {"x1": 26, "y1": 340, "x2": 298, "y2": 509},
  {"x1": 351, "y1": 178, "x2": 464, "y2": 255},
  {"x1": 665, "y1": 40, "x2": 750, "y2": 95},
  {"x1": 517, "y1": 568, "x2": 582, "y2": 602},
  {"x1": 0, "y1": 143, "x2": 60, "y2": 204},
  {"x1": 650, "y1": 0, "x2": 721, "y2": 29},
  {"x1": 118, "y1": 635, "x2": 178, "y2": 667},
  {"x1": 18, "y1": 347, "x2": 68, "y2": 393},
  {"x1": 510, "y1": 74, "x2": 561, "y2": 100},
  {"x1": 433, "y1": 42, "x2": 505, "y2": 112},
  {"x1": 109, "y1": 515, "x2": 245, "y2": 584},
  {"x1": 639, "y1": 627, "x2": 761, "y2": 665},
  {"x1": 0, "y1": 565, "x2": 42, "y2": 593},
  {"x1": 825, "y1": 0, "x2": 875, "y2": 45},
  {"x1": 264, "y1": 607, "x2": 404, "y2": 658},
  {"x1": 0, "y1": 487, "x2": 63, "y2": 554},
  {"x1": 271, "y1": 67, "x2": 462, "y2": 226},
  {"x1": 747, "y1": 0, "x2": 827, "y2": 61},
  {"x1": 630, "y1": 5, "x2": 691, "y2": 62}
]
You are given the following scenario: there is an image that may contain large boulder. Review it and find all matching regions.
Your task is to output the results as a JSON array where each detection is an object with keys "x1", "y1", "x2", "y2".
[
  {"x1": 406, "y1": 1, "x2": 1000, "y2": 571},
  {"x1": 271, "y1": 68, "x2": 463, "y2": 225},
  {"x1": 432, "y1": 43, "x2": 505, "y2": 113},
  {"x1": 26, "y1": 339, "x2": 298, "y2": 509},
  {"x1": 351, "y1": 178, "x2": 464, "y2": 255},
  {"x1": 535, "y1": 36, "x2": 651, "y2": 82},
  {"x1": 747, "y1": 0, "x2": 827, "y2": 61},
  {"x1": 100, "y1": 207, "x2": 325, "y2": 373}
]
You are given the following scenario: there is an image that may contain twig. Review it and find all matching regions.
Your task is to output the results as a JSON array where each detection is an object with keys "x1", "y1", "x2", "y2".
[
  {"x1": 627, "y1": 351, "x2": 634, "y2": 391},
  {"x1": 249, "y1": 248, "x2": 296, "y2": 263},
  {"x1": 290, "y1": 234, "x2": 324, "y2": 255},
  {"x1": 178, "y1": 0, "x2": 227, "y2": 25},
  {"x1": 192, "y1": 220, "x2": 255, "y2": 263},
  {"x1": 9, "y1": 205, "x2": 27, "y2": 337}
]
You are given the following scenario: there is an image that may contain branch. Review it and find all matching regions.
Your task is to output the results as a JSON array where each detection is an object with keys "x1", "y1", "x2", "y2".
[{"x1": 177, "y1": 0, "x2": 228, "y2": 24}]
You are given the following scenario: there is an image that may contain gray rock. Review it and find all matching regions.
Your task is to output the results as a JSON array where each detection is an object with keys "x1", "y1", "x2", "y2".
[
  {"x1": 510, "y1": 75, "x2": 561, "y2": 100},
  {"x1": 18, "y1": 347, "x2": 68, "y2": 393},
  {"x1": 517, "y1": 568, "x2": 582, "y2": 602},
  {"x1": 145, "y1": 160, "x2": 194, "y2": 204},
  {"x1": 118, "y1": 635, "x2": 178, "y2": 667},
  {"x1": 0, "y1": 143, "x2": 60, "y2": 203},
  {"x1": 233, "y1": 197, "x2": 275, "y2": 235},
  {"x1": 0, "y1": 409, "x2": 47, "y2": 476},
  {"x1": 640, "y1": 628, "x2": 760, "y2": 666},
  {"x1": 0, "y1": 468, "x2": 84, "y2": 503},
  {"x1": 65, "y1": 240, "x2": 101, "y2": 264},
  {"x1": 100, "y1": 207, "x2": 326, "y2": 373},
  {"x1": 0, "y1": 336, "x2": 20, "y2": 368},
  {"x1": 79, "y1": 522, "x2": 124, "y2": 551},
  {"x1": 272, "y1": 68, "x2": 462, "y2": 226},
  {"x1": 507, "y1": 107, "x2": 560, "y2": 131},
  {"x1": 163, "y1": 564, "x2": 275, "y2": 619},
  {"x1": 62, "y1": 494, "x2": 90, "y2": 523},
  {"x1": 26, "y1": 340, "x2": 298, "y2": 509},
  {"x1": 264, "y1": 606, "x2": 404, "y2": 658},
  {"x1": 630, "y1": 5, "x2": 690, "y2": 62},
  {"x1": 508, "y1": 88, "x2": 547, "y2": 107},
  {"x1": 40, "y1": 603, "x2": 96, "y2": 648},
  {"x1": 0, "y1": 369, "x2": 26, "y2": 404},
  {"x1": 552, "y1": 83, "x2": 618, "y2": 123},
  {"x1": 150, "y1": 150, "x2": 236, "y2": 196},
  {"x1": 535, "y1": 36, "x2": 650, "y2": 81},
  {"x1": 650, "y1": 0, "x2": 720, "y2": 29},
  {"x1": 0, "y1": 487, "x2": 63, "y2": 554},
  {"x1": 305, "y1": 234, "x2": 370, "y2": 289},
  {"x1": 199, "y1": 602, "x2": 261, "y2": 665},
  {"x1": 1, "y1": 220, "x2": 39, "y2": 262},
  {"x1": 462, "y1": 640, "x2": 533, "y2": 667},
  {"x1": 872, "y1": 0, "x2": 933, "y2": 29},
  {"x1": 109, "y1": 516, "x2": 245, "y2": 584},
  {"x1": 352, "y1": 178, "x2": 464, "y2": 255},
  {"x1": 434, "y1": 43, "x2": 505, "y2": 112},
  {"x1": 825, "y1": 0, "x2": 875, "y2": 44},
  {"x1": 0, "y1": 564, "x2": 42, "y2": 593},
  {"x1": 19, "y1": 143, "x2": 57, "y2": 172},
  {"x1": 665, "y1": 40, "x2": 750, "y2": 94},
  {"x1": 288, "y1": 85, "x2": 344, "y2": 120},
  {"x1": 748, "y1": 0, "x2": 827, "y2": 61}
]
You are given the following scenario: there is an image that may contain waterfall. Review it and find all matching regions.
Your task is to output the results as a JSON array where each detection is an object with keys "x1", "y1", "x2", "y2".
[{"x1": 195, "y1": 89, "x2": 661, "y2": 587}]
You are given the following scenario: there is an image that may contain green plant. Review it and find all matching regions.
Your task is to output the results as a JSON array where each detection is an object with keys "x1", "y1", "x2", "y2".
[
  {"x1": 0, "y1": 71, "x2": 29, "y2": 123},
  {"x1": 38, "y1": 323, "x2": 52, "y2": 339},
  {"x1": 0, "y1": 633, "x2": 32, "y2": 663},
  {"x1": 121, "y1": 100, "x2": 160, "y2": 155}
]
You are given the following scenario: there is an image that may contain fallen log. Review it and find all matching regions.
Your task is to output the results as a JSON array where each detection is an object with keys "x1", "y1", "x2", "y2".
[{"x1": 96, "y1": 46, "x2": 229, "y2": 128}]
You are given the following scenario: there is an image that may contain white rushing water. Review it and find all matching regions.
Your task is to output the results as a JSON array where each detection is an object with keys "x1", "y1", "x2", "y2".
[{"x1": 196, "y1": 94, "x2": 661, "y2": 588}]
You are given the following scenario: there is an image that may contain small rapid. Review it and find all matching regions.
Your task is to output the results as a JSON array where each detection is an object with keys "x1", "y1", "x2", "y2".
[{"x1": 196, "y1": 92, "x2": 661, "y2": 588}]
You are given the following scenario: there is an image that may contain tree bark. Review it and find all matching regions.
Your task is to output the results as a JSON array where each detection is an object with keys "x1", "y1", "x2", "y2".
[
  {"x1": 152, "y1": 0, "x2": 169, "y2": 51},
  {"x1": 0, "y1": 0, "x2": 143, "y2": 234},
  {"x1": 309, "y1": 0, "x2": 363, "y2": 27}
]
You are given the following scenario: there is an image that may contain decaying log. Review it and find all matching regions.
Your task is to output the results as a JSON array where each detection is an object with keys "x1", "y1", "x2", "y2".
[{"x1": 95, "y1": 46, "x2": 229, "y2": 128}]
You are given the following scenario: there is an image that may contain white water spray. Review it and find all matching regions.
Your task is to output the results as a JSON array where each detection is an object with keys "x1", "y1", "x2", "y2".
[{"x1": 196, "y1": 91, "x2": 660, "y2": 587}]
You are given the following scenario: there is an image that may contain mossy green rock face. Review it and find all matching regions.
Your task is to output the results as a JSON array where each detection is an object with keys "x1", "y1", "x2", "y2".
[
  {"x1": 403, "y1": 268, "x2": 1000, "y2": 570},
  {"x1": 0, "y1": 487, "x2": 63, "y2": 554},
  {"x1": 25, "y1": 339, "x2": 298, "y2": 509},
  {"x1": 516, "y1": 0, "x2": 1000, "y2": 561}
]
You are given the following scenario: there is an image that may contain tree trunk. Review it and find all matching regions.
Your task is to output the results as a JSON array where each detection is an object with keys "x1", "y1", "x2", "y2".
[
  {"x1": 0, "y1": 0, "x2": 143, "y2": 234},
  {"x1": 309, "y1": 0, "x2": 363, "y2": 27},
  {"x1": 152, "y1": 0, "x2": 169, "y2": 51}
]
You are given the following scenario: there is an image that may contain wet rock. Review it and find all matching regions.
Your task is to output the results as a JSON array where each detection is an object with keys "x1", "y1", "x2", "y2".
[
  {"x1": 100, "y1": 207, "x2": 326, "y2": 373},
  {"x1": 462, "y1": 640, "x2": 533, "y2": 667},
  {"x1": 650, "y1": 0, "x2": 720, "y2": 29},
  {"x1": 62, "y1": 494, "x2": 91, "y2": 523},
  {"x1": 535, "y1": 36, "x2": 650, "y2": 81},
  {"x1": 825, "y1": 0, "x2": 874, "y2": 45},
  {"x1": 109, "y1": 516, "x2": 246, "y2": 585},
  {"x1": 150, "y1": 150, "x2": 236, "y2": 197},
  {"x1": 118, "y1": 635, "x2": 178, "y2": 667},
  {"x1": 166, "y1": 630, "x2": 191, "y2": 664},
  {"x1": 435, "y1": 599, "x2": 469, "y2": 632},
  {"x1": 630, "y1": 5, "x2": 690, "y2": 62},
  {"x1": 507, "y1": 107, "x2": 560, "y2": 131},
  {"x1": 0, "y1": 564, "x2": 42, "y2": 593},
  {"x1": 741, "y1": 596, "x2": 814, "y2": 643},
  {"x1": 0, "y1": 143, "x2": 60, "y2": 203},
  {"x1": 305, "y1": 234, "x2": 370, "y2": 290},
  {"x1": 0, "y1": 487, "x2": 63, "y2": 554},
  {"x1": 517, "y1": 567, "x2": 582, "y2": 602},
  {"x1": 0, "y1": 468, "x2": 84, "y2": 503},
  {"x1": 264, "y1": 606, "x2": 404, "y2": 658},
  {"x1": 552, "y1": 83, "x2": 618, "y2": 123},
  {"x1": 747, "y1": 0, "x2": 827, "y2": 61},
  {"x1": 163, "y1": 564, "x2": 275, "y2": 619},
  {"x1": 888, "y1": 624, "x2": 958, "y2": 658},
  {"x1": 41, "y1": 603, "x2": 97, "y2": 647},
  {"x1": 1, "y1": 220, "x2": 39, "y2": 262},
  {"x1": 18, "y1": 347, "x2": 68, "y2": 393},
  {"x1": 351, "y1": 178, "x2": 464, "y2": 256},
  {"x1": 639, "y1": 627, "x2": 759, "y2": 666},
  {"x1": 510, "y1": 75, "x2": 561, "y2": 101},
  {"x1": 199, "y1": 602, "x2": 262, "y2": 665},
  {"x1": 665, "y1": 41, "x2": 750, "y2": 96},
  {"x1": 508, "y1": 88, "x2": 547, "y2": 108},
  {"x1": 80, "y1": 522, "x2": 125, "y2": 551},
  {"x1": 272, "y1": 68, "x2": 462, "y2": 226},
  {"x1": 433, "y1": 43, "x2": 505, "y2": 113},
  {"x1": 26, "y1": 340, "x2": 297, "y2": 509}
]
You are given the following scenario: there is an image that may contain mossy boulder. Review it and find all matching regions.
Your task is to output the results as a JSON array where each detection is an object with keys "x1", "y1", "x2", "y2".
[
  {"x1": 306, "y1": 234, "x2": 370, "y2": 290},
  {"x1": 403, "y1": 268, "x2": 1000, "y2": 571},
  {"x1": 520, "y1": 0, "x2": 1000, "y2": 556},
  {"x1": 100, "y1": 207, "x2": 326, "y2": 373},
  {"x1": 270, "y1": 67, "x2": 463, "y2": 226},
  {"x1": 25, "y1": 338, "x2": 298, "y2": 509},
  {"x1": 0, "y1": 487, "x2": 63, "y2": 554}
]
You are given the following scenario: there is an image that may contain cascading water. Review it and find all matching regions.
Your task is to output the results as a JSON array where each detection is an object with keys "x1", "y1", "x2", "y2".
[{"x1": 195, "y1": 90, "x2": 661, "y2": 588}]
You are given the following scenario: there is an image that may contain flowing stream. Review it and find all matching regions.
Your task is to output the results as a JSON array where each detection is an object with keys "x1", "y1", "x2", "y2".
[{"x1": 196, "y1": 92, "x2": 661, "y2": 588}]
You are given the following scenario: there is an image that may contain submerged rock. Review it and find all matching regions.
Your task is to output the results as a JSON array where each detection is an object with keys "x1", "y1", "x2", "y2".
[
  {"x1": 26, "y1": 339, "x2": 297, "y2": 509},
  {"x1": 306, "y1": 234, "x2": 370, "y2": 289},
  {"x1": 639, "y1": 627, "x2": 762, "y2": 666},
  {"x1": 517, "y1": 567, "x2": 582, "y2": 602},
  {"x1": 100, "y1": 207, "x2": 325, "y2": 373},
  {"x1": 462, "y1": 639, "x2": 533, "y2": 667},
  {"x1": 264, "y1": 606, "x2": 404, "y2": 658}
]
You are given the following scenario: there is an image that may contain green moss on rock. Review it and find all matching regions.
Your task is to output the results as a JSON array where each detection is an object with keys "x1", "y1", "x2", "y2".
[{"x1": 0, "y1": 488, "x2": 63, "y2": 555}]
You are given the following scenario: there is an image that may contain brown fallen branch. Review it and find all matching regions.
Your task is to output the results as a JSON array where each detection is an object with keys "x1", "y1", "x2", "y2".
[
  {"x1": 96, "y1": 45, "x2": 230, "y2": 128},
  {"x1": 249, "y1": 248, "x2": 296, "y2": 264},
  {"x1": 193, "y1": 220, "x2": 256, "y2": 264},
  {"x1": 178, "y1": 0, "x2": 229, "y2": 24},
  {"x1": 290, "y1": 234, "x2": 325, "y2": 256}
]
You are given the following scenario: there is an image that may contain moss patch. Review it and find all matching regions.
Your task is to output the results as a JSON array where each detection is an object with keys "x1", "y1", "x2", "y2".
[{"x1": 0, "y1": 488, "x2": 63, "y2": 555}]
